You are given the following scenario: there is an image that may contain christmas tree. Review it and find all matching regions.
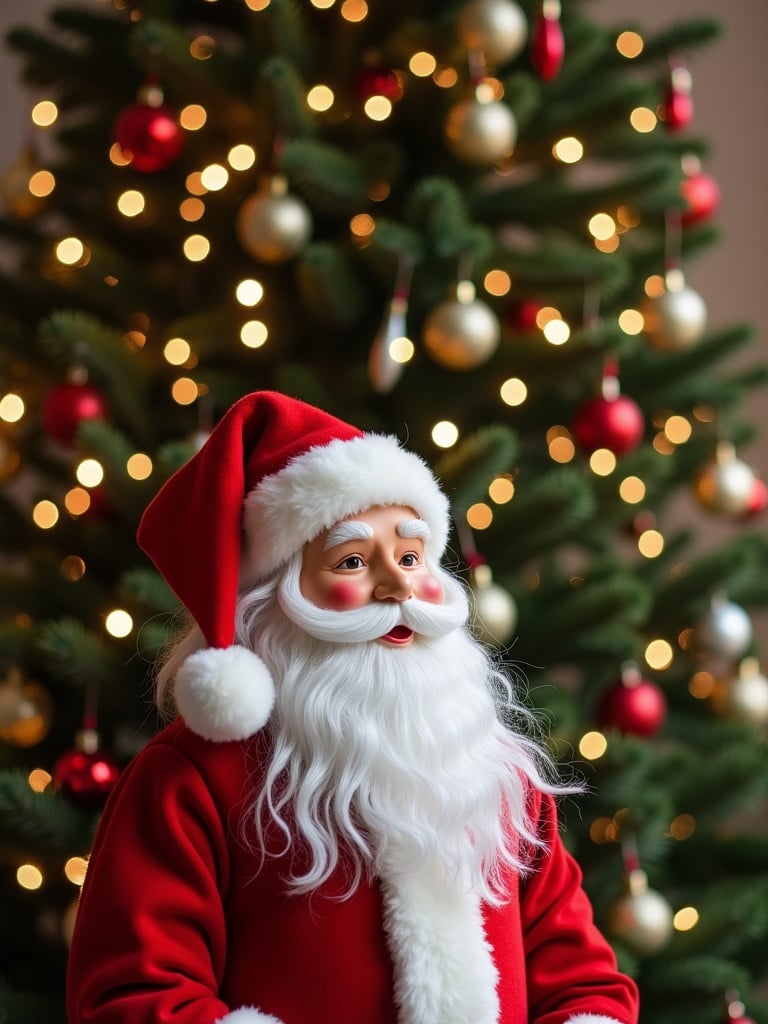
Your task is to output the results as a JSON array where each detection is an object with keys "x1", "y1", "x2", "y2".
[{"x1": 2, "y1": 1, "x2": 768, "y2": 1021}]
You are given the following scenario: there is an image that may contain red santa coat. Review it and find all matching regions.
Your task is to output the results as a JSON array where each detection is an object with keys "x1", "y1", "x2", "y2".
[{"x1": 67, "y1": 718, "x2": 638, "y2": 1024}]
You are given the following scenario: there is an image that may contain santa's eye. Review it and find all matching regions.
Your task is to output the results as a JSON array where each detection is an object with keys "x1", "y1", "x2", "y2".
[
  {"x1": 399, "y1": 552, "x2": 420, "y2": 567},
  {"x1": 335, "y1": 554, "x2": 365, "y2": 571}
]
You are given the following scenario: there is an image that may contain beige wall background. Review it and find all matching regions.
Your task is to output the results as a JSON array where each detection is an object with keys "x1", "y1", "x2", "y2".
[{"x1": 1, "y1": 0, "x2": 766, "y2": 481}]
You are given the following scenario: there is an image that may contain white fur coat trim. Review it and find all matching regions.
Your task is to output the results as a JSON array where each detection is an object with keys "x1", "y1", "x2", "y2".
[
  {"x1": 215, "y1": 1008, "x2": 284, "y2": 1023},
  {"x1": 379, "y1": 858, "x2": 499, "y2": 1024},
  {"x1": 243, "y1": 434, "x2": 449, "y2": 582},
  {"x1": 566, "y1": 1017, "x2": 626, "y2": 1024}
]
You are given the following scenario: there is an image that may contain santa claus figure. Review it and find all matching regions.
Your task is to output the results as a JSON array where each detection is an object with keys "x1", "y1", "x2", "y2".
[{"x1": 67, "y1": 390, "x2": 639, "y2": 1024}]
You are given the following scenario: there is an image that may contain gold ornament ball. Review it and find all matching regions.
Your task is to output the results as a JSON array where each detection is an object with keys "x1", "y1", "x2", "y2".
[
  {"x1": 0, "y1": 669, "x2": 54, "y2": 748},
  {"x1": 604, "y1": 871, "x2": 673, "y2": 957},
  {"x1": 471, "y1": 566, "x2": 518, "y2": 647},
  {"x1": 456, "y1": 0, "x2": 528, "y2": 66},
  {"x1": 444, "y1": 97, "x2": 517, "y2": 166},
  {"x1": 642, "y1": 284, "x2": 707, "y2": 351},
  {"x1": 423, "y1": 295, "x2": 500, "y2": 370},
  {"x1": 710, "y1": 659, "x2": 768, "y2": 726},
  {"x1": 695, "y1": 453, "x2": 756, "y2": 516},
  {"x1": 236, "y1": 185, "x2": 312, "y2": 264}
]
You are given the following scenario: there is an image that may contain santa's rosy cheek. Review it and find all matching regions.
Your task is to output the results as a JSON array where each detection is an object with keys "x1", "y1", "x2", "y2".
[
  {"x1": 325, "y1": 580, "x2": 363, "y2": 609},
  {"x1": 417, "y1": 575, "x2": 443, "y2": 603}
]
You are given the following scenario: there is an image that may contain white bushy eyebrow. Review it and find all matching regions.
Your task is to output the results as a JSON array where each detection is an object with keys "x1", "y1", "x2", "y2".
[
  {"x1": 397, "y1": 518, "x2": 430, "y2": 540},
  {"x1": 324, "y1": 520, "x2": 375, "y2": 550}
]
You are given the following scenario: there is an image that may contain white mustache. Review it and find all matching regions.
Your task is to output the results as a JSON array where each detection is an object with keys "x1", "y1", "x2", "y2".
[{"x1": 278, "y1": 563, "x2": 469, "y2": 644}]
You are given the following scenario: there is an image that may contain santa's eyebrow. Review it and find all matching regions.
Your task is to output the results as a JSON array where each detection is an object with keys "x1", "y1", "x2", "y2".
[
  {"x1": 397, "y1": 518, "x2": 430, "y2": 540},
  {"x1": 324, "y1": 520, "x2": 374, "y2": 550}
]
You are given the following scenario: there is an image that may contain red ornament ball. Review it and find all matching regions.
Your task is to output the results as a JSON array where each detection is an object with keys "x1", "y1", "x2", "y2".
[
  {"x1": 54, "y1": 745, "x2": 121, "y2": 811},
  {"x1": 572, "y1": 394, "x2": 644, "y2": 457},
  {"x1": 597, "y1": 676, "x2": 667, "y2": 737},
  {"x1": 354, "y1": 65, "x2": 402, "y2": 102},
  {"x1": 530, "y1": 7, "x2": 565, "y2": 81},
  {"x1": 505, "y1": 297, "x2": 542, "y2": 332},
  {"x1": 42, "y1": 382, "x2": 110, "y2": 445},
  {"x1": 113, "y1": 102, "x2": 184, "y2": 173},
  {"x1": 744, "y1": 477, "x2": 768, "y2": 519},
  {"x1": 681, "y1": 171, "x2": 720, "y2": 225}
]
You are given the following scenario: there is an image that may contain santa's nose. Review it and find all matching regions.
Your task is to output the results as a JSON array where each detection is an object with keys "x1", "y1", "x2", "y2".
[{"x1": 373, "y1": 564, "x2": 412, "y2": 602}]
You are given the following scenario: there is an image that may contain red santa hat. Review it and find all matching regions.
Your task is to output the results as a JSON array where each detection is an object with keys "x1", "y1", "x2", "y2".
[{"x1": 137, "y1": 390, "x2": 450, "y2": 743}]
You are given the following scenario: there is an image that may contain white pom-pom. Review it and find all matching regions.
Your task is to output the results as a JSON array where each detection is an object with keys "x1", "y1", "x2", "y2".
[
  {"x1": 175, "y1": 645, "x2": 275, "y2": 742},
  {"x1": 215, "y1": 1008, "x2": 285, "y2": 1024}
]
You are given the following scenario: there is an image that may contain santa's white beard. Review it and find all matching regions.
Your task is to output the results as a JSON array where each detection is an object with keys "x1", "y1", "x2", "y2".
[{"x1": 235, "y1": 555, "x2": 559, "y2": 903}]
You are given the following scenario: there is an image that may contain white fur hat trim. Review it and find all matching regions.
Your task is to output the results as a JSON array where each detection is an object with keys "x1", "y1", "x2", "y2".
[
  {"x1": 175, "y1": 645, "x2": 276, "y2": 743},
  {"x1": 566, "y1": 1016, "x2": 626, "y2": 1024},
  {"x1": 215, "y1": 1009, "x2": 285, "y2": 1024}
]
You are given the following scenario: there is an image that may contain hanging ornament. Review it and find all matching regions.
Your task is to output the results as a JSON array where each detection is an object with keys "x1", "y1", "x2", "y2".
[
  {"x1": 710, "y1": 658, "x2": 768, "y2": 727},
  {"x1": 113, "y1": 79, "x2": 184, "y2": 174},
  {"x1": 680, "y1": 155, "x2": 720, "y2": 226},
  {"x1": 1, "y1": 143, "x2": 51, "y2": 219},
  {"x1": 596, "y1": 663, "x2": 667, "y2": 738},
  {"x1": 353, "y1": 52, "x2": 402, "y2": 103},
  {"x1": 469, "y1": 562, "x2": 518, "y2": 647},
  {"x1": 604, "y1": 866, "x2": 674, "y2": 957},
  {"x1": 0, "y1": 432, "x2": 21, "y2": 482},
  {"x1": 694, "y1": 441, "x2": 764, "y2": 518},
  {"x1": 0, "y1": 667, "x2": 54, "y2": 748},
  {"x1": 53, "y1": 725, "x2": 121, "y2": 811},
  {"x1": 571, "y1": 369, "x2": 644, "y2": 457},
  {"x1": 662, "y1": 58, "x2": 693, "y2": 131},
  {"x1": 423, "y1": 279, "x2": 500, "y2": 370},
  {"x1": 456, "y1": 0, "x2": 528, "y2": 68},
  {"x1": 505, "y1": 296, "x2": 543, "y2": 332},
  {"x1": 444, "y1": 81, "x2": 517, "y2": 166},
  {"x1": 690, "y1": 595, "x2": 753, "y2": 662},
  {"x1": 722, "y1": 991, "x2": 758, "y2": 1024},
  {"x1": 368, "y1": 258, "x2": 413, "y2": 394},
  {"x1": 236, "y1": 175, "x2": 312, "y2": 264},
  {"x1": 530, "y1": 0, "x2": 565, "y2": 81},
  {"x1": 642, "y1": 269, "x2": 707, "y2": 352},
  {"x1": 42, "y1": 377, "x2": 110, "y2": 446}
]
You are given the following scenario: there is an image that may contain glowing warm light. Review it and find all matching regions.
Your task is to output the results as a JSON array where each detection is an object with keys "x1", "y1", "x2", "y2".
[
  {"x1": 190, "y1": 35, "x2": 216, "y2": 60},
  {"x1": 673, "y1": 907, "x2": 699, "y2": 932},
  {"x1": 669, "y1": 813, "x2": 696, "y2": 840},
  {"x1": 543, "y1": 319, "x2": 570, "y2": 345},
  {"x1": 618, "y1": 308, "x2": 644, "y2": 335},
  {"x1": 76, "y1": 459, "x2": 104, "y2": 488},
  {"x1": 579, "y1": 731, "x2": 608, "y2": 760},
  {"x1": 109, "y1": 143, "x2": 132, "y2": 167},
  {"x1": 484, "y1": 269, "x2": 511, "y2": 296},
  {"x1": 489, "y1": 476, "x2": 515, "y2": 504},
  {"x1": 664, "y1": 415, "x2": 692, "y2": 444},
  {"x1": 389, "y1": 336, "x2": 414, "y2": 363},
  {"x1": 594, "y1": 235, "x2": 619, "y2": 253},
  {"x1": 65, "y1": 857, "x2": 89, "y2": 886},
  {"x1": 164, "y1": 338, "x2": 191, "y2": 366},
  {"x1": 172, "y1": 378, "x2": 199, "y2": 405},
  {"x1": 64, "y1": 488, "x2": 91, "y2": 516},
  {"x1": 589, "y1": 449, "x2": 617, "y2": 476},
  {"x1": 105, "y1": 608, "x2": 133, "y2": 638},
  {"x1": 235, "y1": 320, "x2": 266, "y2": 349},
  {"x1": 117, "y1": 189, "x2": 145, "y2": 217},
  {"x1": 500, "y1": 377, "x2": 527, "y2": 407},
  {"x1": 200, "y1": 164, "x2": 228, "y2": 191},
  {"x1": 28, "y1": 768, "x2": 52, "y2": 793},
  {"x1": 466, "y1": 503, "x2": 493, "y2": 530},
  {"x1": 186, "y1": 171, "x2": 207, "y2": 196},
  {"x1": 179, "y1": 104, "x2": 207, "y2": 131},
  {"x1": 410, "y1": 51, "x2": 437, "y2": 77},
  {"x1": 126, "y1": 453, "x2": 152, "y2": 480},
  {"x1": 645, "y1": 638, "x2": 673, "y2": 671},
  {"x1": 588, "y1": 212, "x2": 616, "y2": 241},
  {"x1": 350, "y1": 213, "x2": 375, "y2": 237},
  {"x1": 183, "y1": 233, "x2": 210, "y2": 262},
  {"x1": 56, "y1": 237, "x2": 85, "y2": 265},
  {"x1": 638, "y1": 529, "x2": 664, "y2": 558},
  {"x1": 553, "y1": 136, "x2": 583, "y2": 163},
  {"x1": 180, "y1": 197, "x2": 205, "y2": 221},
  {"x1": 0, "y1": 393, "x2": 24, "y2": 422},
  {"x1": 644, "y1": 274, "x2": 665, "y2": 298},
  {"x1": 60, "y1": 555, "x2": 86, "y2": 581},
  {"x1": 689, "y1": 670, "x2": 715, "y2": 699},
  {"x1": 17, "y1": 864, "x2": 43, "y2": 890},
  {"x1": 619, "y1": 476, "x2": 646, "y2": 503},
  {"x1": 29, "y1": 170, "x2": 55, "y2": 197},
  {"x1": 32, "y1": 500, "x2": 59, "y2": 529},
  {"x1": 630, "y1": 106, "x2": 657, "y2": 132},
  {"x1": 245, "y1": 0, "x2": 270, "y2": 8},
  {"x1": 340, "y1": 0, "x2": 367, "y2": 21},
  {"x1": 228, "y1": 144, "x2": 256, "y2": 171},
  {"x1": 617, "y1": 30, "x2": 644, "y2": 58},
  {"x1": 236, "y1": 279, "x2": 264, "y2": 307},
  {"x1": 364, "y1": 96, "x2": 392, "y2": 121},
  {"x1": 536, "y1": 306, "x2": 561, "y2": 328},
  {"x1": 434, "y1": 67, "x2": 458, "y2": 88},
  {"x1": 31, "y1": 100, "x2": 58, "y2": 127},
  {"x1": 549, "y1": 436, "x2": 575, "y2": 463},
  {"x1": 431, "y1": 420, "x2": 459, "y2": 448},
  {"x1": 307, "y1": 85, "x2": 334, "y2": 112},
  {"x1": 653, "y1": 432, "x2": 676, "y2": 456},
  {"x1": 309, "y1": 0, "x2": 334, "y2": 7}
]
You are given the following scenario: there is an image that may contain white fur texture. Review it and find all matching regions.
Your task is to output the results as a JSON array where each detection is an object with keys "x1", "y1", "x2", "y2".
[
  {"x1": 243, "y1": 434, "x2": 449, "y2": 582},
  {"x1": 175, "y1": 645, "x2": 275, "y2": 742},
  {"x1": 567, "y1": 1016, "x2": 626, "y2": 1024},
  {"x1": 380, "y1": 858, "x2": 499, "y2": 1024},
  {"x1": 215, "y1": 1009, "x2": 284, "y2": 1024}
]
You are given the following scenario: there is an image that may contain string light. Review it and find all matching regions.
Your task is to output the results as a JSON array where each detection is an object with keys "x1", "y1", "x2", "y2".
[
  {"x1": 645, "y1": 638, "x2": 673, "y2": 671},
  {"x1": 179, "y1": 104, "x2": 207, "y2": 131},
  {"x1": 668, "y1": 813, "x2": 696, "y2": 840},
  {"x1": 630, "y1": 107, "x2": 657, "y2": 132},
  {"x1": 0, "y1": 393, "x2": 24, "y2": 422},
  {"x1": 638, "y1": 529, "x2": 664, "y2": 558},
  {"x1": 76, "y1": 459, "x2": 104, "y2": 488},
  {"x1": 431, "y1": 421, "x2": 458, "y2": 448},
  {"x1": 616, "y1": 31, "x2": 644, "y2": 58},
  {"x1": 29, "y1": 170, "x2": 55, "y2": 198},
  {"x1": 689, "y1": 670, "x2": 715, "y2": 699},
  {"x1": 673, "y1": 907, "x2": 699, "y2": 931},
  {"x1": 307, "y1": 85, "x2": 334, "y2": 112},
  {"x1": 236, "y1": 279, "x2": 264, "y2": 307},
  {"x1": 542, "y1": 318, "x2": 570, "y2": 345},
  {"x1": 619, "y1": 476, "x2": 646, "y2": 503},
  {"x1": 409, "y1": 51, "x2": 436, "y2": 77},
  {"x1": 179, "y1": 197, "x2": 205, "y2": 222},
  {"x1": 64, "y1": 488, "x2": 91, "y2": 516},
  {"x1": 32, "y1": 500, "x2": 59, "y2": 529},
  {"x1": 17, "y1": 864, "x2": 43, "y2": 890},
  {"x1": 28, "y1": 768, "x2": 52, "y2": 793},
  {"x1": 588, "y1": 212, "x2": 616, "y2": 240},
  {"x1": 618, "y1": 308, "x2": 643, "y2": 335},
  {"x1": 664, "y1": 415, "x2": 692, "y2": 444},
  {"x1": 340, "y1": 0, "x2": 367, "y2": 22},
  {"x1": 553, "y1": 136, "x2": 583, "y2": 163},
  {"x1": 535, "y1": 306, "x2": 561, "y2": 328},
  {"x1": 60, "y1": 555, "x2": 86, "y2": 580},
  {"x1": 364, "y1": 96, "x2": 392, "y2": 121},
  {"x1": 245, "y1": 0, "x2": 271, "y2": 9},
  {"x1": 56, "y1": 237, "x2": 87, "y2": 266},
  {"x1": 488, "y1": 476, "x2": 515, "y2": 504},
  {"x1": 389, "y1": 336, "x2": 414, "y2": 363},
  {"x1": 500, "y1": 378, "x2": 527, "y2": 406},
  {"x1": 190, "y1": 35, "x2": 216, "y2": 60},
  {"x1": 200, "y1": 164, "x2": 228, "y2": 191},
  {"x1": 117, "y1": 189, "x2": 145, "y2": 217},
  {"x1": 31, "y1": 100, "x2": 58, "y2": 127},
  {"x1": 105, "y1": 609, "x2": 133, "y2": 638},
  {"x1": 483, "y1": 269, "x2": 511, "y2": 296},
  {"x1": 240, "y1": 320, "x2": 268, "y2": 349},
  {"x1": 227, "y1": 144, "x2": 256, "y2": 171},
  {"x1": 126, "y1": 453, "x2": 152, "y2": 480},
  {"x1": 466, "y1": 503, "x2": 493, "y2": 530},
  {"x1": 579, "y1": 731, "x2": 608, "y2": 760}
]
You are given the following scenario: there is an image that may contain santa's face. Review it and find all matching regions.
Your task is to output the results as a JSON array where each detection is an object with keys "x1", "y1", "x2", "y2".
[{"x1": 299, "y1": 505, "x2": 443, "y2": 648}]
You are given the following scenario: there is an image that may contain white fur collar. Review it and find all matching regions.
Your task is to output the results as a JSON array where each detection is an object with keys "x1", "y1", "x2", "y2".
[{"x1": 379, "y1": 858, "x2": 499, "y2": 1024}]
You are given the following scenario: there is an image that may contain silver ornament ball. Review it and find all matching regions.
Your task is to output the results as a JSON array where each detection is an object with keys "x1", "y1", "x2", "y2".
[
  {"x1": 456, "y1": 0, "x2": 528, "y2": 66},
  {"x1": 710, "y1": 659, "x2": 768, "y2": 726},
  {"x1": 642, "y1": 284, "x2": 707, "y2": 351},
  {"x1": 604, "y1": 871, "x2": 673, "y2": 957},
  {"x1": 444, "y1": 97, "x2": 517, "y2": 166},
  {"x1": 695, "y1": 451, "x2": 757, "y2": 516},
  {"x1": 423, "y1": 294, "x2": 500, "y2": 370},
  {"x1": 236, "y1": 184, "x2": 312, "y2": 263},
  {"x1": 471, "y1": 566, "x2": 518, "y2": 646},
  {"x1": 691, "y1": 599, "x2": 753, "y2": 661}
]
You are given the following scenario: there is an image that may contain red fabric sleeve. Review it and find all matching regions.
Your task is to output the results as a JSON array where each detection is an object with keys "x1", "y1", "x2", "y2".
[
  {"x1": 521, "y1": 791, "x2": 639, "y2": 1024},
  {"x1": 67, "y1": 740, "x2": 233, "y2": 1024}
]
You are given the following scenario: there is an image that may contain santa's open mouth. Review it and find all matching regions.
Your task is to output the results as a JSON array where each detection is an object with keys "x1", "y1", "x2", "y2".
[{"x1": 380, "y1": 625, "x2": 414, "y2": 644}]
